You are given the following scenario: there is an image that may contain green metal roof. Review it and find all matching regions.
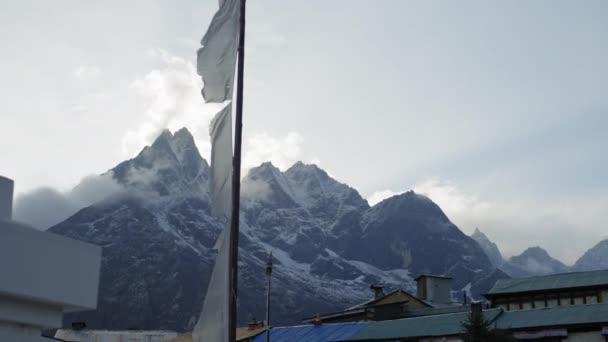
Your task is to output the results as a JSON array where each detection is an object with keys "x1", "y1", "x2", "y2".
[
  {"x1": 401, "y1": 305, "x2": 469, "y2": 318},
  {"x1": 487, "y1": 269, "x2": 608, "y2": 296},
  {"x1": 346, "y1": 309, "x2": 502, "y2": 341},
  {"x1": 495, "y1": 303, "x2": 608, "y2": 330}
]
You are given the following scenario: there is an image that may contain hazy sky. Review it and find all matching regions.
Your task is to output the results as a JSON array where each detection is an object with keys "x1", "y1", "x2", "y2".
[{"x1": 1, "y1": 0, "x2": 607, "y2": 264}]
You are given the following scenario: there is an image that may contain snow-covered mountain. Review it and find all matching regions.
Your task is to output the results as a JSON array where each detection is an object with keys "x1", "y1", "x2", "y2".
[
  {"x1": 471, "y1": 228, "x2": 504, "y2": 268},
  {"x1": 573, "y1": 239, "x2": 608, "y2": 271},
  {"x1": 501, "y1": 246, "x2": 569, "y2": 278},
  {"x1": 49, "y1": 128, "x2": 504, "y2": 331}
]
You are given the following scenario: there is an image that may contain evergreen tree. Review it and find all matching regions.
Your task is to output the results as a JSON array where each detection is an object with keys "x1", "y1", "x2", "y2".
[{"x1": 461, "y1": 309, "x2": 514, "y2": 342}]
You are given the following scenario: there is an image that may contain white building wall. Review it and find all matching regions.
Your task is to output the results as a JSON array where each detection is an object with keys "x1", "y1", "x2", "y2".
[
  {"x1": 0, "y1": 220, "x2": 101, "y2": 311},
  {"x1": 0, "y1": 296, "x2": 62, "y2": 328},
  {"x1": 565, "y1": 331, "x2": 605, "y2": 342},
  {"x1": 0, "y1": 176, "x2": 102, "y2": 342},
  {"x1": 0, "y1": 322, "x2": 49, "y2": 342},
  {"x1": 54, "y1": 330, "x2": 179, "y2": 342}
]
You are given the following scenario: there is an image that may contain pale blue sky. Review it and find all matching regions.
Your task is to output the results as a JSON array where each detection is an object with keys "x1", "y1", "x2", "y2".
[{"x1": 1, "y1": 0, "x2": 607, "y2": 263}]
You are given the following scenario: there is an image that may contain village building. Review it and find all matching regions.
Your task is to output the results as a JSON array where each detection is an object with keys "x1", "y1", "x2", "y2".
[
  {"x1": 257, "y1": 270, "x2": 608, "y2": 341},
  {"x1": 0, "y1": 176, "x2": 102, "y2": 342},
  {"x1": 485, "y1": 269, "x2": 608, "y2": 311},
  {"x1": 303, "y1": 275, "x2": 460, "y2": 324}
]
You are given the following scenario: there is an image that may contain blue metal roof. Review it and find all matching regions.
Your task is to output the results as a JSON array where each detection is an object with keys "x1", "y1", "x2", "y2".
[{"x1": 250, "y1": 322, "x2": 368, "y2": 342}]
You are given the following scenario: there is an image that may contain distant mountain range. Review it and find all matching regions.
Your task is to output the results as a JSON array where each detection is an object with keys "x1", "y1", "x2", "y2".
[
  {"x1": 471, "y1": 229, "x2": 608, "y2": 278},
  {"x1": 48, "y1": 128, "x2": 509, "y2": 332}
]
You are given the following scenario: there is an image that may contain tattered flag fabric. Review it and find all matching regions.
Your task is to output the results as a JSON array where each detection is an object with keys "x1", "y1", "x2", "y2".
[
  {"x1": 194, "y1": 0, "x2": 239, "y2": 340},
  {"x1": 208, "y1": 103, "x2": 233, "y2": 219},
  {"x1": 197, "y1": 0, "x2": 239, "y2": 103},
  {"x1": 193, "y1": 222, "x2": 231, "y2": 342}
]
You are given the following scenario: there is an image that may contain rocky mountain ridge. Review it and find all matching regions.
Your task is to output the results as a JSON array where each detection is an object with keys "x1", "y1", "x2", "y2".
[
  {"x1": 471, "y1": 229, "x2": 608, "y2": 278},
  {"x1": 46, "y1": 128, "x2": 510, "y2": 331}
]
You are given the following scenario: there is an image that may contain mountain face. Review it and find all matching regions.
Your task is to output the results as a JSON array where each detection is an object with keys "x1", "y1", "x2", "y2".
[
  {"x1": 573, "y1": 240, "x2": 608, "y2": 271},
  {"x1": 50, "y1": 128, "x2": 502, "y2": 332},
  {"x1": 501, "y1": 247, "x2": 569, "y2": 278},
  {"x1": 471, "y1": 228, "x2": 504, "y2": 268}
]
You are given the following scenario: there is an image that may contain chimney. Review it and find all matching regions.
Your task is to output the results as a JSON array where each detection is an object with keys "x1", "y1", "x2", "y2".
[
  {"x1": 0, "y1": 176, "x2": 14, "y2": 221},
  {"x1": 248, "y1": 318, "x2": 258, "y2": 330},
  {"x1": 471, "y1": 302, "x2": 482, "y2": 321},
  {"x1": 370, "y1": 284, "x2": 385, "y2": 299},
  {"x1": 313, "y1": 313, "x2": 322, "y2": 326},
  {"x1": 415, "y1": 275, "x2": 452, "y2": 304}
]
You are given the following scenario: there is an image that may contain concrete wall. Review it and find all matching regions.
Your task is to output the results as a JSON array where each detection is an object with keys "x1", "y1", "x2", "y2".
[
  {"x1": 0, "y1": 322, "x2": 50, "y2": 342},
  {"x1": 53, "y1": 329, "x2": 179, "y2": 342},
  {"x1": 0, "y1": 219, "x2": 101, "y2": 311},
  {"x1": 0, "y1": 176, "x2": 13, "y2": 220},
  {"x1": 564, "y1": 331, "x2": 605, "y2": 342},
  {"x1": 0, "y1": 296, "x2": 62, "y2": 328}
]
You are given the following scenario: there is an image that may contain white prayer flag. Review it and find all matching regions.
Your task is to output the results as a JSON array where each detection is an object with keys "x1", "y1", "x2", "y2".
[
  {"x1": 208, "y1": 104, "x2": 233, "y2": 219},
  {"x1": 197, "y1": 0, "x2": 239, "y2": 103},
  {"x1": 193, "y1": 222, "x2": 231, "y2": 342}
]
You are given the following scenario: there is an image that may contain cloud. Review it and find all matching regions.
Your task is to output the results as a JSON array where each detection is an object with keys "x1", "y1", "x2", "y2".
[
  {"x1": 367, "y1": 189, "x2": 401, "y2": 206},
  {"x1": 123, "y1": 49, "x2": 316, "y2": 177},
  {"x1": 403, "y1": 177, "x2": 608, "y2": 265},
  {"x1": 13, "y1": 173, "x2": 123, "y2": 230},
  {"x1": 73, "y1": 65, "x2": 101, "y2": 80},
  {"x1": 243, "y1": 132, "x2": 304, "y2": 171},
  {"x1": 241, "y1": 178, "x2": 272, "y2": 204},
  {"x1": 122, "y1": 48, "x2": 224, "y2": 159},
  {"x1": 413, "y1": 178, "x2": 490, "y2": 217}
]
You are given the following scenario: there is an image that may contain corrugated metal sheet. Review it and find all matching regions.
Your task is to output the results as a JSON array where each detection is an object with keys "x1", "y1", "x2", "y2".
[
  {"x1": 401, "y1": 305, "x2": 469, "y2": 318},
  {"x1": 487, "y1": 269, "x2": 608, "y2": 296},
  {"x1": 249, "y1": 322, "x2": 368, "y2": 342},
  {"x1": 495, "y1": 303, "x2": 608, "y2": 330},
  {"x1": 346, "y1": 309, "x2": 502, "y2": 341}
]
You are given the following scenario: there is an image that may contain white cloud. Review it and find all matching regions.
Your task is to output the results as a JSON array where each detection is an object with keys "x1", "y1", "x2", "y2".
[
  {"x1": 413, "y1": 178, "x2": 491, "y2": 218},
  {"x1": 73, "y1": 65, "x2": 101, "y2": 80},
  {"x1": 122, "y1": 48, "x2": 224, "y2": 159},
  {"x1": 243, "y1": 131, "x2": 304, "y2": 171},
  {"x1": 13, "y1": 173, "x2": 123, "y2": 230},
  {"x1": 367, "y1": 189, "x2": 402, "y2": 206}
]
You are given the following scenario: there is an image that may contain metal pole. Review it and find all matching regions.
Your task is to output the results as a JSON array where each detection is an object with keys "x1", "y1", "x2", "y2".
[
  {"x1": 265, "y1": 252, "x2": 273, "y2": 342},
  {"x1": 228, "y1": 0, "x2": 246, "y2": 341}
]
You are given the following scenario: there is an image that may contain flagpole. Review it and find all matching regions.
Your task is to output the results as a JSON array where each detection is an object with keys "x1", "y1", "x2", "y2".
[{"x1": 228, "y1": 0, "x2": 246, "y2": 341}]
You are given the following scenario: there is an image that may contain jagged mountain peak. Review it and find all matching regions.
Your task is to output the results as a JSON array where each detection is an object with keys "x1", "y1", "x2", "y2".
[
  {"x1": 471, "y1": 228, "x2": 504, "y2": 268},
  {"x1": 516, "y1": 246, "x2": 556, "y2": 260},
  {"x1": 369, "y1": 190, "x2": 449, "y2": 222},
  {"x1": 48, "y1": 128, "x2": 507, "y2": 331},
  {"x1": 502, "y1": 246, "x2": 568, "y2": 278},
  {"x1": 286, "y1": 161, "x2": 325, "y2": 176},
  {"x1": 573, "y1": 239, "x2": 608, "y2": 271},
  {"x1": 243, "y1": 161, "x2": 367, "y2": 214},
  {"x1": 111, "y1": 127, "x2": 209, "y2": 198}
]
